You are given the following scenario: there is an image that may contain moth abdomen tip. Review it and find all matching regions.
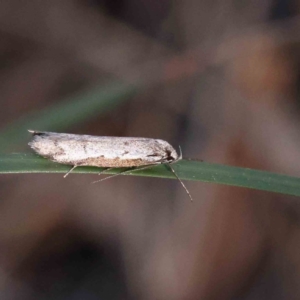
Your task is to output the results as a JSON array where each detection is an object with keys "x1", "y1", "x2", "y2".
[
  {"x1": 28, "y1": 130, "x2": 46, "y2": 136},
  {"x1": 28, "y1": 130, "x2": 40, "y2": 135}
]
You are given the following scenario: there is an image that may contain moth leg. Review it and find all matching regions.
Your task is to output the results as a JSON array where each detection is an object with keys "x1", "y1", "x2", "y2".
[
  {"x1": 64, "y1": 165, "x2": 77, "y2": 178},
  {"x1": 166, "y1": 165, "x2": 193, "y2": 202},
  {"x1": 98, "y1": 167, "x2": 114, "y2": 176},
  {"x1": 92, "y1": 164, "x2": 158, "y2": 184}
]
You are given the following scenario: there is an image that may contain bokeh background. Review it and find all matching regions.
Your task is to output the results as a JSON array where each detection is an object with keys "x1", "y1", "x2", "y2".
[{"x1": 1, "y1": 0, "x2": 300, "y2": 299}]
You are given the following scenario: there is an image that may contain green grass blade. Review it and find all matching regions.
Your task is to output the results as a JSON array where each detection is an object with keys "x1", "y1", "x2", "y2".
[
  {"x1": 0, "y1": 83, "x2": 136, "y2": 151},
  {"x1": 1, "y1": 153, "x2": 300, "y2": 197}
]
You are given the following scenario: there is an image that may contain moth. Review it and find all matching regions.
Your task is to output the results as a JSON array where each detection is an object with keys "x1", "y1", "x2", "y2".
[{"x1": 28, "y1": 130, "x2": 192, "y2": 201}]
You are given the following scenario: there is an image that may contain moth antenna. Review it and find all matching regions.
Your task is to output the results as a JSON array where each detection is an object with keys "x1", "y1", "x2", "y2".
[
  {"x1": 64, "y1": 165, "x2": 77, "y2": 178},
  {"x1": 92, "y1": 164, "x2": 157, "y2": 184},
  {"x1": 168, "y1": 165, "x2": 193, "y2": 202},
  {"x1": 178, "y1": 145, "x2": 182, "y2": 160}
]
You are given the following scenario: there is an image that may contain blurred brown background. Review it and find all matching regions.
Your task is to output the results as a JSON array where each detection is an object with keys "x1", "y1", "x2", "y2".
[{"x1": 1, "y1": 0, "x2": 300, "y2": 299}]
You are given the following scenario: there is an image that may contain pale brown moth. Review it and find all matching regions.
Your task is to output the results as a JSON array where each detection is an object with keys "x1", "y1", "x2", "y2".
[{"x1": 28, "y1": 130, "x2": 192, "y2": 201}]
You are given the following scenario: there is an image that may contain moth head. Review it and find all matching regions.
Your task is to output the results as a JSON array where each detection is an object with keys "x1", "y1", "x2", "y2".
[{"x1": 165, "y1": 146, "x2": 180, "y2": 163}]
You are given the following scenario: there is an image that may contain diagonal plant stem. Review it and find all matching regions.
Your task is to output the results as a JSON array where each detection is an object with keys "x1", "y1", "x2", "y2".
[{"x1": 0, "y1": 82, "x2": 137, "y2": 151}]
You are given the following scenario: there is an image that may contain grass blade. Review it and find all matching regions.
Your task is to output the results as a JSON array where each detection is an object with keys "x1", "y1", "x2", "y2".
[{"x1": 1, "y1": 153, "x2": 300, "y2": 197}]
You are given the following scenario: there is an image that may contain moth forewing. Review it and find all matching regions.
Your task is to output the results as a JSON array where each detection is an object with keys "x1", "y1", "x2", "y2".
[{"x1": 28, "y1": 130, "x2": 192, "y2": 201}]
